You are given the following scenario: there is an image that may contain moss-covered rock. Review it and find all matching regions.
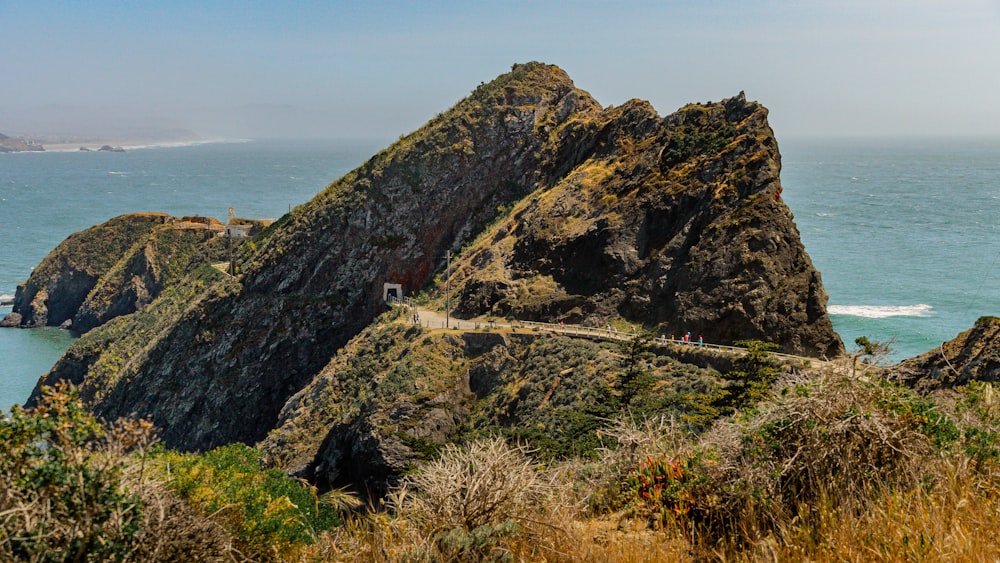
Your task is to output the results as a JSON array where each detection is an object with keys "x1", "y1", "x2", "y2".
[{"x1": 3, "y1": 213, "x2": 229, "y2": 332}]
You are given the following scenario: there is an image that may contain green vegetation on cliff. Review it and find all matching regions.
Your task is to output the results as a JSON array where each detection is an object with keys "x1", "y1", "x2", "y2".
[{"x1": 5, "y1": 213, "x2": 230, "y2": 332}]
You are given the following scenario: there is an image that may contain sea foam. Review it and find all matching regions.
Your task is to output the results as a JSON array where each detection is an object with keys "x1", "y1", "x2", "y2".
[{"x1": 828, "y1": 304, "x2": 934, "y2": 318}]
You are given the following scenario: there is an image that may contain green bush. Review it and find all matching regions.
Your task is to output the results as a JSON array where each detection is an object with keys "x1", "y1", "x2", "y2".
[
  {"x1": 155, "y1": 443, "x2": 340, "y2": 561},
  {"x1": 623, "y1": 453, "x2": 713, "y2": 527},
  {"x1": 0, "y1": 383, "x2": 143, "y2": 562}
]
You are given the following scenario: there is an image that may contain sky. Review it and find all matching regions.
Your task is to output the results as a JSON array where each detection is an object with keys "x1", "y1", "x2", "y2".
[{"x1": 1, "y1": 0, "x2": 999, "y2": 141}]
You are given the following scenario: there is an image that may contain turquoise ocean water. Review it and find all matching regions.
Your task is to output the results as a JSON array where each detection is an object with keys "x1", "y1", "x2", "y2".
[
  {"x1": 782, "y1": 137, "x2": 1000, "y2": 362},
  {"x1": 0, "y1": 139, "x2": 382, "y2": 409},
  {"x1": 1, "y1": 137, "x2": 999, "y2": 409}
]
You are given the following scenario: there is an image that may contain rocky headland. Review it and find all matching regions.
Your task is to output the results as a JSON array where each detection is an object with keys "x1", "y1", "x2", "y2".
[
  {"x1": 0, "y1": 132, "x2": 45, "y2": 152},
  {"x1": 2, "y1": 213, "x2": 237, "y2": 332},
  {"x1": 21, "y1": 62, "x2": 850, "y2": 492},
  {"x1": 8, "y1": 63, "x2": 1000, "y2": 561}
]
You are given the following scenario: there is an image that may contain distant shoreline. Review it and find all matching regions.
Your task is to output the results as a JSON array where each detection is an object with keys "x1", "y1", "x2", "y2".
[{"x1": 42, "y1": 138, "x2": 249, "y2": 152}]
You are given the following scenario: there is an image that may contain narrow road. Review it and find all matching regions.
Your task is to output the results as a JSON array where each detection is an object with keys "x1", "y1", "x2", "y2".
[{"x1": 391, "y1": 299, "x2": 849, "y2": 371}]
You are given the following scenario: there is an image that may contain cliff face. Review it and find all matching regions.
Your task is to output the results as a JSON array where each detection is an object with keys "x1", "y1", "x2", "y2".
[
  {"x1": 30, "y1": 62, "x2": 842, "y2": 456},
  {"x1": 3, "y1": 213, "x2": 171, "y2": 329},
  {"x1": 891, "y1": 316, "x2": 1000, "y2": 392},
  {"x1": 37, "y1": 63, "x2": 602, "y2": 451},
  {"x1": 448, "y1": 94, "x2": 842, "y2": 357},
  {"x1": 2, "y1": 214, "x2": 228, "y2": 332}
]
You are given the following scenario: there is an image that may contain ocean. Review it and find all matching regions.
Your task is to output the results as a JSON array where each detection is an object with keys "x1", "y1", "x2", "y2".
[
  {"x1": 2, "y1": 137, "x2": 999, "y2": 409},
  {"x1": 0, "y1": 139, "x2": 383, "y2": 409},
  {"x1": 781, "y1": 137, "x2": 1000, "y2": 362}
]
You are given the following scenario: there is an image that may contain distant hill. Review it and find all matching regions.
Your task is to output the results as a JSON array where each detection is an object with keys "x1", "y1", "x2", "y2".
[{"x1": 0, "y1": 132, "x2": 44, "y2": 152}]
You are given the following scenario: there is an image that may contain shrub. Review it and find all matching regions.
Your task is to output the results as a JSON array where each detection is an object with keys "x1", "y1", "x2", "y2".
[
  {"x1": 396, "y1": 438, "x2": 549, "y2": 532},
  {"x1": 622, "y1": 453, "x2": 715, "y2": 527},
  {"x1": 386, "y1": 437, "x2": 575, "y2": 560},
  {"x1": 154, "y1": 443, "x2": 340, "y2": 561},
  {"x1": 693, "y1": 373, "x2": 949, "y2": 541},
  {"x1": 0, "y1": 383, "x2": 145, "y2": 562}
]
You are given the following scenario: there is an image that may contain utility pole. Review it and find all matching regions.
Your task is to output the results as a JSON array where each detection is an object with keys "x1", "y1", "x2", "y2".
[
  {"x1": 227, "y1": 207, "x2": 236, "y2": 276},
  {"x1": 227, "y1": 227, "x2": 235, "y2": 276},
  {"x1": 445, "y1": 250, "x2": 451, "y2": 329}
]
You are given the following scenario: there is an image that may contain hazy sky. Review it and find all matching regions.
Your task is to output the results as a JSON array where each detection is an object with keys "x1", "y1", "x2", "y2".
[{"x1": 2, "y1": 1, "x2": 999, "y2": 140}]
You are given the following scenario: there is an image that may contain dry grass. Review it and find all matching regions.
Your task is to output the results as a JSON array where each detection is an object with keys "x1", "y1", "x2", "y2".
[{"x1": 268, "y1": 372, "x2": 1000, "y2": 561}]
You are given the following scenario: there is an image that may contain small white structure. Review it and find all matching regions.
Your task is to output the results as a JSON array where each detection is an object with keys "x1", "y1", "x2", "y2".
[
  {"x1": 225, "y1": 224, "x2": 252, "y2": 238},
  {"x1": 383, "y1": 283, "x2": 403, "y2": 303}
]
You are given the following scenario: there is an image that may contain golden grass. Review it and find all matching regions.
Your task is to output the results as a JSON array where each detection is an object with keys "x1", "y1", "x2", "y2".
[{"x1": 298, "y1": 372, "x2": 1000, "y2": 562}]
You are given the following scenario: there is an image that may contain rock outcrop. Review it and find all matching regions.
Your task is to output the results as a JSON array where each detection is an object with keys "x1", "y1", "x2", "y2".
[
  {"x1": 0, "y1": 133, "x2": 45, "y2": 152},
  {"x1": 446, "y1": 93, "x2": 842, "y2": 358},
  {"x1": 891, "y1": 316, "x2": 1000, "y2": 392},
  {"x1": 27, "y1": 62, "x2": 842, "y2": 460},
  {"x1": 5, "y1": 213, "x2": 171, "y2": 329},
  {"x1": 3, "y1": 213, "x2": 228, "y2": 332}
]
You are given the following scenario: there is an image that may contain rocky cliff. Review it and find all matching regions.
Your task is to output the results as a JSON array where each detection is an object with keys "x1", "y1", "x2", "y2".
[
  {"x1": 445, "y1": 93, "x2": 841, "y2": 358},
  {"x1": 891, "y1": 316, "x2": 1000, "y2": 392},
  {"x1": 28, "y1": 62, "x2": 842, "y2": 457},
  {"x1": 2, "y1": 213, "x2": 228, "y2": 332}
]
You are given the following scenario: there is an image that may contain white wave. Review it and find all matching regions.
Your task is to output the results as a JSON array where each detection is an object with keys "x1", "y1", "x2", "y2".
[
  {"x1": 108, "y1": 171, "x2": 128, "y2": 175},
  {"x1": 0, "y1": 294, "x2": 13, "y2": 301},
  {"x1": 815, "y1": 212, "x2": 831, "y2": 217},
  {"x1": 828, "y1": 304, "x2": 934, "y2": 318},
  {"x1": 121, "y1": 138, "x2": 251, "y2": 151}
]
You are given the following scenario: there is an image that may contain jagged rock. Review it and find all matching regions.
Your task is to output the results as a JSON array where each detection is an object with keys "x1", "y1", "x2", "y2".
[
  {"x1": 891, "y1": 316, "x2": 1000, "y2": 392},
  {"x1": 7, "y1": 213, "x2": 229, "y2": 333},
  {"x1": 449, "y1": 93, "x2": 841, "y2": 357}
]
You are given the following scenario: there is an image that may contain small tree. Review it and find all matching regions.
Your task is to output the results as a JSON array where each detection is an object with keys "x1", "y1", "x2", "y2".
[
  {"x1": 852, "y1": 336, "x2": 894, "y2": 375},
  {"x1": 617, "y1": 332, "x2": 657, "y2": 407},
  {"x1": 712, "y1": 340, "x2": 780, "y2": 415}
]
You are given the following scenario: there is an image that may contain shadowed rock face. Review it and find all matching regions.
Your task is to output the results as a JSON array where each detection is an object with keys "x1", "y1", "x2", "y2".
[
  {"x1": 4, "y1": 213, "x2": 172, "y2": 329},
  {"x1": 891, "y1": 316, "x2": 1000, "y2": 392},
  {"x1": 29, "y1": 62, "x2": 842, "y2": 457},
  {"x1": 449, "y1": 93, "x2": 842, "y2": 358}
]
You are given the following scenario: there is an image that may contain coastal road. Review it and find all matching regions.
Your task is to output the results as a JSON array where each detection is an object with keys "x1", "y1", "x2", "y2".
[{"x1": 390, "y1": 299, "x2": 853, "y2": 372}]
